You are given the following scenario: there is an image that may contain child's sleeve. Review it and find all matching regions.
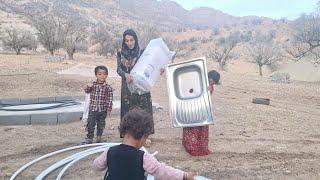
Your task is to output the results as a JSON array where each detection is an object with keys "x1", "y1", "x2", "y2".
[
  {"x1": 84, "y1": 85, "x2": 93, "y2": 93},
  {"x1": 143, "y1": 153, "x2": 185, "y2": 180},
  {"x1": 92, "y1": 149, "x2": 109, "y2": 171}
]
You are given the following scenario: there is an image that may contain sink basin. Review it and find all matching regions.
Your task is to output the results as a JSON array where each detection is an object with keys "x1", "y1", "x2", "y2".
[
  {"x1": 166, "y1": 57, "x2": 214, "y2": 127},
  {"x1": 173, "y1": 65, "x2": 203, "y2": 100}
]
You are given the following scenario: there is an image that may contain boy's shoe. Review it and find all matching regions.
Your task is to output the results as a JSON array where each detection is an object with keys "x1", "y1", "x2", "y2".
[
  {"x1": 82, "y1": 138, "x2": 93, "y2": 144},
  {"x1": 96, "y1": 136, "x2": 102, "y2": 143}
]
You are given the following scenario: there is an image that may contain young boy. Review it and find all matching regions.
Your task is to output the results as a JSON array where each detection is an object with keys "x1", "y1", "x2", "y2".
[
  {"x1": 93, "y1": 109, "x2": 196, "y2": 180},
  {"x1": 83, "y1": 65, "x2": 113, "y2": 144}
]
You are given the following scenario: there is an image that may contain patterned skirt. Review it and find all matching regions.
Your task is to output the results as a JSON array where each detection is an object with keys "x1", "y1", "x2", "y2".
[
  {"x1": 120, "y1": 78, "x2": 154, "y2": 136},
  {"x1": 182, "y1": 126, "x2": 210, "y2": 156}
]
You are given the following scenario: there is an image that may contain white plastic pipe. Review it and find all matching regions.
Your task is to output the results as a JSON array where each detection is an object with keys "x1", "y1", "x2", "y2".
[
  {"x1": 56, "y1": 146, "x2": 156, "y2": 180},
  {"x1": 56, "y1": 148, "x2": 108, "y2": 180},
  {"x1": 36, "y1": 144, "x2": 119, "y2": 180},
  {"x1": 10, "y1": 143, "x2": 114, "y2": 180},
  {"x1": 11, "y1": 143, "x2": 154, "y2": 180}
]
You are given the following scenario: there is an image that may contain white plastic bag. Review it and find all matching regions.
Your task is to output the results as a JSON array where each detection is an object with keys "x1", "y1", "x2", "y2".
[
  {"x1": 128, "y1": 38, "x2": 175, "y2": 95},
  {"x1": 82, "y1": 93, "x2": 90, "y2": 126}
]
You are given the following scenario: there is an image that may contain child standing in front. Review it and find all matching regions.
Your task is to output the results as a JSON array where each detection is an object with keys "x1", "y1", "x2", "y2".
[
  {"x1": 93, "y1": 109, "x2": 196, "y2": 180},
  {"x1": 83, "y1": 65, "x2": 113, "y2": 144}
]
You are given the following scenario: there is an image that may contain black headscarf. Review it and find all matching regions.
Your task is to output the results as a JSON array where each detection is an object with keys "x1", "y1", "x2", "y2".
[{"x1": 121, "y1": 29, "x2": 140, "y2": 61}]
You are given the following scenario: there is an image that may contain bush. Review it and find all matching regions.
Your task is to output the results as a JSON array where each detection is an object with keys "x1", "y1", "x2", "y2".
[
  {"x1": 1, "y1": 28, "x2": 37, "y2": 54},
  {"x1": 218, "y1": 37, "x2": 226, "y2": 44}
]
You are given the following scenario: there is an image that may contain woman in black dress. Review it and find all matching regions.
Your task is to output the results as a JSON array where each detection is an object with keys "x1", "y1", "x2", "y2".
[{"x1": 117, "y1": 29, "x2": 159, "y2": 135}]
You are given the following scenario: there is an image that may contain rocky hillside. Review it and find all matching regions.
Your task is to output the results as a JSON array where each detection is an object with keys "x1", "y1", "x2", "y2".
[{"x1": 0, "y1": 0, "x2": 273, "y2": 31}]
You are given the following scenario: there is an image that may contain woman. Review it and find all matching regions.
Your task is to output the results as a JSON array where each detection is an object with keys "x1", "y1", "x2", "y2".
[
  {"x1": 117, "y1": 29, "x2": 163, "y2": 137},
  {"x1": 182, "y1": 70, "x2": 220, "y2": 156}
]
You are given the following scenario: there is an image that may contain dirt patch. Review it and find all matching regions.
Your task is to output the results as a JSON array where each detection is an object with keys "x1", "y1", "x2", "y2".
[
  {"x1": 279, "y1": 60, "x2": 320, "y2": 82},
  {"x1": 57, "y1": 63, "x2": 119, "y2": 78}
]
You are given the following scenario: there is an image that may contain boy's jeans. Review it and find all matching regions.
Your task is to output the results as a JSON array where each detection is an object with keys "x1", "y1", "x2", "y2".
[{"x1": 86, "y1": 111, "x2": 107, "y2": 139}]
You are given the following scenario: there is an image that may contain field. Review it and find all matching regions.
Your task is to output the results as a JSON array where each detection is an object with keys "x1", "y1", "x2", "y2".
[{"x1": 1, "y1": 53, "x2": 320, "y2": 179}]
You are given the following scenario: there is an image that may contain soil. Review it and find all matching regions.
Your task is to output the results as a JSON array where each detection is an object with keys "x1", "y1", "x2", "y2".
[{"x1": 1, "y1": 53, "x2": 320, "y2": 180}]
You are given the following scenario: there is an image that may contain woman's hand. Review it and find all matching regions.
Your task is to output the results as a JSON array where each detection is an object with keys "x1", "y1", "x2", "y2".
[
  {"x1": 125, "y1": 73, "x2": 133, "y2": 83},
  {"x1": 124, "y1": 60, "x2": 130, "y2": 68},
  {"x1": 160, "y1": 68, "x2": 165, "y2": 76}
]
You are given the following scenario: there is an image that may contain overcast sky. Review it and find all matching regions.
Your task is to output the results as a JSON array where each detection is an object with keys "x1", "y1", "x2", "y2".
[{"x1": 171, "y1": 0, "x2": 318, "y2": 20}]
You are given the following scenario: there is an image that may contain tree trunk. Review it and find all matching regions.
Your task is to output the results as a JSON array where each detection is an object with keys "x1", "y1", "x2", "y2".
[
  {"x1": 15, "y1": 48, "x2": 21, "y2": 55},
  {"x1": 67, "y1": 48, "x2": 75, "y2": 60},
  {"x1": 219, "y1": 59, "x2": 226, "y2": 71},
  {"x1": 219, "y1": 63, "x2": 224, "y2": 71},
  {"x1": 68, "y1": 52, "x2": 74, "y2": 60},
  {"x1": 259, "y1": 65, "x2": 263, "y2": 76}
]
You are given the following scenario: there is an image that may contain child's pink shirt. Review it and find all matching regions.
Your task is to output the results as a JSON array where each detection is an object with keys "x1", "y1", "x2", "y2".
[{"x1": 93, "y1": 148, "x2": 185, "y2": 180}]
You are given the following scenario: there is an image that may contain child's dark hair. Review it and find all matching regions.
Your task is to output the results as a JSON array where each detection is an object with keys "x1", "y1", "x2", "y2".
[
  {"x1": 94, "y1": 66, "x2": 108, "y2": 75},
  {"x1": 119, "y1": 109, "x2": 154, "y2": 139},
  {"x1": 208, "y1": 70, "x2": 220, "y2": 84}
]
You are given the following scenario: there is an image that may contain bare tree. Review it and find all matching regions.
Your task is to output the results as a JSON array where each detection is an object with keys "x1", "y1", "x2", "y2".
[
  {"x1": 287, "y1": 1, "x2": 320, "y2": 64},
  {"x1": 91, "y1": 23, "x2": 120, "y2": 56},
  {"x1": 62, "y1": 16, "x2": 87, "y2": 60},
  {"x1": 25, "y1": 35, "x2": 38, "y2": 52},
  {"x1": 100, "y1": 38, "x2": 119, "y2": 56},
  {"x1": 211, "y1": 27, "x2": 220, "y2": 36},
  {"x1": 29, "y1": 13, "x2": 64, "y2": 55},
  {"x1": 240, "y1": 31, "x2": 252, "y2": 42},
  {"x1": 136, "y1": 24, "x2": 160, "y2": 48},
  {"x1": 1, "y1": 27, "x2": 36, "y2": 55},
  {"x1": 162, "y1": 37, "x2": 182, "y2": 58},
  {"x1": 91, "y1": 24, "x2": 109, "y2": 52},
  {"x1": 75, "y1": 40, "x2": 89, "y2": 53},
  {"x1": 248, "y1": 31, "x2": 279, "y2": 76},
  {"x1": 0, "y1": 31, "x2": 2, "y2": 50},
  {"x1": 207, "y1": 32, "x2": 240, "y2": 70}
]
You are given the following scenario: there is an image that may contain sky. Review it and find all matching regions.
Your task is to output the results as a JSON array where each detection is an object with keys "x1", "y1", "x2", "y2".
[{"x1": 170, "y1": 0, "x2": 319, "y2": 20}]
